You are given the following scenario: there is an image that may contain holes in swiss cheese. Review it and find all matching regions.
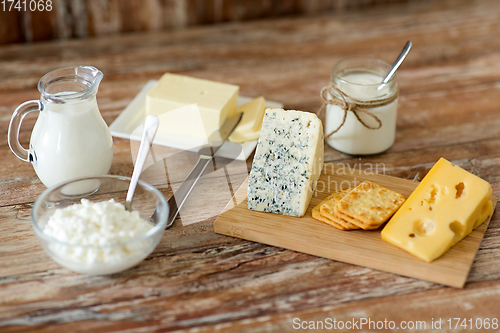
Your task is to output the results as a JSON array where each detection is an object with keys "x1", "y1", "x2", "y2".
[
  {"x1": 412, "y1": 219, "x2": 435, "y2": 237},
  {"x1": 481, "y1": 200, "x2": 491, "y2": 215},
  {"x1": 455, "y1": 182, "x2": 465, "y2": 199},
  {"x1": 424, "y1": 185, "x2": 438, "y2": 211},
  {"x1": 449, "y1": 221, "x2": 464, "y2": 238}
]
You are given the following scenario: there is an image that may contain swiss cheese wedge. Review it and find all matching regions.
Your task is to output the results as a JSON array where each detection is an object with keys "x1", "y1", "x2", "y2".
[{"x1": 381, "y1": 158, "x2": 493, "y2": 262}]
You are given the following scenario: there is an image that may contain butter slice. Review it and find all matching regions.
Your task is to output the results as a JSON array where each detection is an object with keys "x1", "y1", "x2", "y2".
[
  {"x1": 146, "y1": 73, "x2": 239, "y2": 139},
  {"x1": 229, "y1": 97, "x2": 266, "y2": 143},
  {"x1": 381, "y1": 158, "x2": 493, "y2": 262}
]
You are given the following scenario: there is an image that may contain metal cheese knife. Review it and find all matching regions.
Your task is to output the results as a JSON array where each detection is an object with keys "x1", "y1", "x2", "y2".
[{"x1": 164, "y1": 112, "x2": 243, "y2": 229}]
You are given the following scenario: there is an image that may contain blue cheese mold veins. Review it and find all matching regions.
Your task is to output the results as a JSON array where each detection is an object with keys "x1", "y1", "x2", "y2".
[{"x1": 247, "y1": 108, "x2": 324, "y2": 217}]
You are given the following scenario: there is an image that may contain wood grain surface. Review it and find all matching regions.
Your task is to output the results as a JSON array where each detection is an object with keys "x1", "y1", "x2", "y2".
[
  {"x1": 1, "y1": 0, "x2": 500, "y2": 331},
  {"x1": 214, "y1": 165, "x2": 496, "y2": 288},
  {"x1": 0, "y1": 0, "x2": 411, "y2": 45}
]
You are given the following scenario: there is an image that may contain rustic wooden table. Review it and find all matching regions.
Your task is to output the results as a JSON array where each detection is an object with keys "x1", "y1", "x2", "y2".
[{"x1": 2, "y1": 0, "x2": 500, "y2": 331}]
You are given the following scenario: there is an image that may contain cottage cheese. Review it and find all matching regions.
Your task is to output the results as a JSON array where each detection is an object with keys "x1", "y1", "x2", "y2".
[{"x1": 43, "y1": 199, "x2": 154, "y2": 274}]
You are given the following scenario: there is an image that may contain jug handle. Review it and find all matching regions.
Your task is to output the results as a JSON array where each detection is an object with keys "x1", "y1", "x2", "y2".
[{"x1": 8, "y1": 100, "x2": 41, "y2": 162}]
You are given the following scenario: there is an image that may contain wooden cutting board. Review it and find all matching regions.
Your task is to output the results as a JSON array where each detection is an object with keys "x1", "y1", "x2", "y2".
[{"x1": 214, "y1": 164, "x2": 496, "y2": 288}]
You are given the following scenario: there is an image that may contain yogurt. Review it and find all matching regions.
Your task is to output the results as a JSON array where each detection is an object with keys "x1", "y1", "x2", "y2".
[{"x1": 325, "y1": 59, "x2": 398, "y2": 155}]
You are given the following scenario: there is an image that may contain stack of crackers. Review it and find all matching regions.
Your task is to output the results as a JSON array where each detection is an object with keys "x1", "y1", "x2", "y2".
[{"x1": 312, "y1": 181, "x2": 406, "y2": 230}]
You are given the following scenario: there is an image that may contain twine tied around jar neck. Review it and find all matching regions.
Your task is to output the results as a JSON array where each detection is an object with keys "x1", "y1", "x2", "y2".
[{"x1": 318, "y1": 83, "x2": 399, "y2": 138}]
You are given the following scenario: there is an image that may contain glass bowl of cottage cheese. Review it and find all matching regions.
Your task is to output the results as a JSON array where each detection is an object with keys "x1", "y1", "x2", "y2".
[{"x1": 31, "y1": 175, "x2": 169, "y2": 275}]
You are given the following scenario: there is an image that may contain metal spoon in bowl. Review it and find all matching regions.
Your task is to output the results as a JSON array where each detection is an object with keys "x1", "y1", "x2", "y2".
[
  {"x1": 125, "y1": 115, "x2": 159, "y2": 211},
  {"x1": 377, "y1": 40, "x2": 412, "y2": 90}
]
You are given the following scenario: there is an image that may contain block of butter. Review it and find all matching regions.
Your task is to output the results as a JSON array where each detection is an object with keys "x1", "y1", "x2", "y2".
[
  {"x1": 381, "y1": 158, "x2": 493, "y2": 262},
  {"x1": 146, "y1": 73, "x2": 239, "y2": 139},
  {"x1": 229, "y1": 96, "x2": 267, "y2": 143}
]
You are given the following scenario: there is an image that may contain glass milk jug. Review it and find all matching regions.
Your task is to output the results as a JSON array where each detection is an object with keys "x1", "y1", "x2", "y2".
[{"x1": 8, "y1": 66, "x2": 113, "y2": 188}]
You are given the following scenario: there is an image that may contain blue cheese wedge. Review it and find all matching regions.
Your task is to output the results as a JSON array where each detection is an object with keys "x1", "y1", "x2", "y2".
[{"x1": 247, "y1": 108, "x2": 324, "y2": 217}]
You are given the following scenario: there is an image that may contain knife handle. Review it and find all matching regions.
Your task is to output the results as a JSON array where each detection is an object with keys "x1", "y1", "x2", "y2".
[{"x1": 166, "y1": 155, "x2": 212, "y2": 228}]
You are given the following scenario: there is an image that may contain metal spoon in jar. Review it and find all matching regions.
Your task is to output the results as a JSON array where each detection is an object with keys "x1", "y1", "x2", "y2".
[
  {"x1": 125, "y1": 115, "x2": 159, "y2": 211},
  {"x1": 377, "y1": 40, "x2": 412, "y2": 90}
]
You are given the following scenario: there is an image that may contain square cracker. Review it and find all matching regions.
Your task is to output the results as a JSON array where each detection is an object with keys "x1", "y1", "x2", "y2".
[
  {"x1": 333, "y1": 208, "x2": 381, "y2": 230},
  {"x1": 313, "y1": 189, "x2": 359, "y2": 230},
  {"x1": 335, "y1": 181, "x2": 406, "y2": 229},
  {"x1": 312, "y1": 206, "x2": 352, "y2": 230}
]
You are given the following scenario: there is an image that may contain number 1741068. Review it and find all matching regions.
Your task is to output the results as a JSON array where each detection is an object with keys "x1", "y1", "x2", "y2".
[
  {"x1": 447, "y1": 318, "x2": 498, "y2": 330},
  {"x1": 1, "y1": 0, "x2": 52, "y2": 11}
]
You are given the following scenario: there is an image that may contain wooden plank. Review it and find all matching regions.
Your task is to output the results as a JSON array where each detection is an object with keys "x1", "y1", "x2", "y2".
[
  {"x1": 0, "y1": 0, "x2": 415, "y2": 45},
  {"x1": 215, "y1": 164, "x2": 495, "y2": 288},
  {"x1": 189, "y1": 279, "x2": 500, "y2": 332},
  {"x1": 2, "y1": 0, "x2": 500, "y2": 331},
  {"x1": 0, "y1": 11, "x2": 24, "y2": 44}
]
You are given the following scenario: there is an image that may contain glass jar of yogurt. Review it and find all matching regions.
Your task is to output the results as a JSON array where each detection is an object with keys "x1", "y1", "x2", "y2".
[{"x1": 323, "y1": 57, "x2": 399, "y2": 155}]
